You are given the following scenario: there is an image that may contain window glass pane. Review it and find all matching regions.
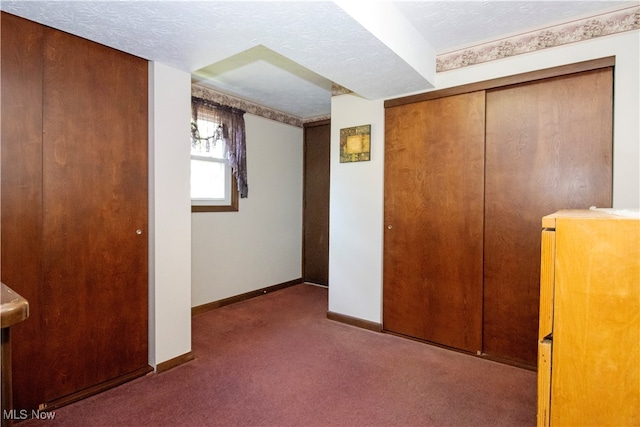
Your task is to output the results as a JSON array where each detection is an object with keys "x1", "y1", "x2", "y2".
[
  {"x1": 191, "y1": 159, "x2": 226, "y2": 199},
  {"x1": 192, "y1": 118, "x2": 225, "y2": 159}
]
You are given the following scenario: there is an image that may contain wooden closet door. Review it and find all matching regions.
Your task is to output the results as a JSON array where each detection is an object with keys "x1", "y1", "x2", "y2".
[
  {"x1": 303, "y1": 121, "x2": 330, "y2": 286},
  {"x1": 383, "y1": 92, "x2": 485, "y2": 352},
  {"x1": 40, "y1": 28, "x2": 149, "y2": 403},
  {"x1": 0, "y1": 12, "x2": 46, "y2": 412},
  {"x1": 483, "y1": 68, "x2": 613, "y2": 366}
]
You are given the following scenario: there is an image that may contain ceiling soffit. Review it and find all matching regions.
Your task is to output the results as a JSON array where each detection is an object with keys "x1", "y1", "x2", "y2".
[{"x1": 1, "y1": 1, "x2": 637, "y2": 122}]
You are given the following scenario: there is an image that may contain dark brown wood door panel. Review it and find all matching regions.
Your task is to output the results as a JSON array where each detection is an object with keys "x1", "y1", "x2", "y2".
[
  {"x1": 0, "y1": 12, "x2": 46, "y2": 411},
  {"x1": 383, "y1": 92, "x2": 485, "y2": 353},
  {"x1": 41, "y1": 28, "x2": 149, "y2": 402},
  {"x1": 303, "y1": 122, "x2": 330, "y2": 286},
  {"x1": 2, "y1": 13, "x2": 150, "y2": 410},
  {"x1": 483, "y1": 68, "x2": 613, "y2": 365}
]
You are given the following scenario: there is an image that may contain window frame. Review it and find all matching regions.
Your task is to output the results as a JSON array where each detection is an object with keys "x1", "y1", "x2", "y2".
[
  {"x1": 190, "y1": 119, "x2": 238, "y2": 213},
  {"x1": 191, "y1": 184, "x2": 238, "y2": 212}
]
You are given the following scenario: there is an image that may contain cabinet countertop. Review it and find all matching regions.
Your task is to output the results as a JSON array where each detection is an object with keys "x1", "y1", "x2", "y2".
[
  {"x1": 1, "y1": 282, "x2": 29, "y2": 328},
  {"x1": 542, "y1": 208, "x2": 640, "y2": 228}
]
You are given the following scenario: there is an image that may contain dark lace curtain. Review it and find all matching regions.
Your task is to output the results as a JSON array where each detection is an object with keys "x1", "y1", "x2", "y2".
[{"x1": 191, "y1": 97, "x2": 248, "y2": 198}]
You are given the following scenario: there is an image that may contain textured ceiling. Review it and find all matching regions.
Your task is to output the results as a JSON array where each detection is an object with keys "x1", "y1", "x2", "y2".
[{"x1": 1, "y1": 1, "x2": 636, "y2": 120}]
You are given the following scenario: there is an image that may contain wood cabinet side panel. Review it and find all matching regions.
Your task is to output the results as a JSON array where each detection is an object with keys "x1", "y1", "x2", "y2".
[{"x1": 551, "y1": 217, "x2": 640, "y2": 426}]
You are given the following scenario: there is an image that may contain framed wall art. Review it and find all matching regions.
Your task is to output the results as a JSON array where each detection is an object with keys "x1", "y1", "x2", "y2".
[{"x1": 340, "y1": 124, "x2": 371, "y2": 163}]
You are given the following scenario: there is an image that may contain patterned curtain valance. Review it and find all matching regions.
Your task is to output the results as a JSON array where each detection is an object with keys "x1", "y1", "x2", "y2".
[{"x1": 192, "y1": 96, "x2": 248, "y2": 198}]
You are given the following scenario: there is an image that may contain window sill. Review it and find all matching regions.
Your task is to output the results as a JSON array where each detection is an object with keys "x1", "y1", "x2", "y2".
[{"x1": 191, "y1": 185, "x2": 238, "y2": 213}]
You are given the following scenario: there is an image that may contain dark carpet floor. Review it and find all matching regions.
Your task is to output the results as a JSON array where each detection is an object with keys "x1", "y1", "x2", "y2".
[{"x1": 20, "y1": 284, "x2": 536, "y2": 426}]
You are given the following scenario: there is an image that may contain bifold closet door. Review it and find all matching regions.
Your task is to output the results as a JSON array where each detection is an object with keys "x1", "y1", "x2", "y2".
[
  {"x1": 383, "y1": 91, "x2": 485, "y2": 353},
  {"x1": 483, "y1": 68, "x2": 613, "y2": 366}
]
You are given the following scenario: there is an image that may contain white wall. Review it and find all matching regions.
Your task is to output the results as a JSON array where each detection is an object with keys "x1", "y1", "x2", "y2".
[
  {"x1": 328, "y1": 30, "x2": 640, "y2": 324},
  {"x1": 328, "y1": 95, "x2": 385, "y2": 323},
  {"x1": 148, "y1": 62, "x2": 192, "y2": 367},
  {"x1": 191, "y1": 114, "x2": 303, "y2": 306}
]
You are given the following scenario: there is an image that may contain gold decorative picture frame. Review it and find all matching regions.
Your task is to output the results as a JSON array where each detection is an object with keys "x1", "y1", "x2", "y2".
[{"x1": 340, "y1": 124, "x2": 371, "y2": 163}]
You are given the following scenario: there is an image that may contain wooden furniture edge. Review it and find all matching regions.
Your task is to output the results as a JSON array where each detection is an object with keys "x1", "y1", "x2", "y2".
[
  {"x1": 156, "y1": 352, "x2": 195, "y2": 374},
  {"x1": 541, "y1": 209, "x2": 634, "y2": 229},
  {"x1": 326, "y1": 311, "x2": 383, "y2": 332},
  {"x1": 191, "y1": 278, "x2": 304, "y2": 316},
  {"x1": 385, "y1": 56, "x2": 615, "y2": 108},
  {"x1": 542, "y1": 214, "x2": 558, "y2": 229}
]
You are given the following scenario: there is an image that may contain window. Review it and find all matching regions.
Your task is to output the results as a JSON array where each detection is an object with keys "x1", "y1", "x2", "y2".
[
  {"x1": 191, "y1": 116, "x2": 238, "y2": 212},
  {"x1": 190, "y1": 97, "x2": 248, "y2": 212}
]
